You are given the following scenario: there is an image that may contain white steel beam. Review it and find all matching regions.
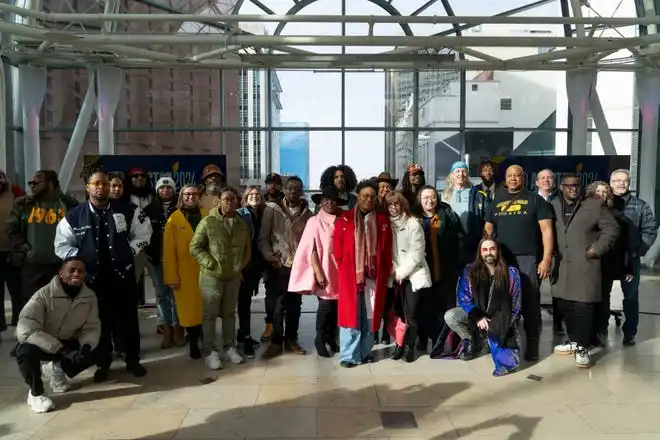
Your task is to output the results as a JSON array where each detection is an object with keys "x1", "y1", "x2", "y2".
[
  {"x1": 589, "y1": 90, "x2": 617, "y2": 156},
  {"x1": 0, "y1": 5, "x2": 658, "y2": 26},
  {"x1": 7, "y1": 32, "x2": 658, "y2": 48},
  {"x1": 60, "y1": 71, "x2": 96, "y2": 192}
]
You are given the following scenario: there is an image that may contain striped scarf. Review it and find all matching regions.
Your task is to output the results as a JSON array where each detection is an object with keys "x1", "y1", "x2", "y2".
[{"x1": 354, "y1": 209, "x2": 378, "y2": 286}]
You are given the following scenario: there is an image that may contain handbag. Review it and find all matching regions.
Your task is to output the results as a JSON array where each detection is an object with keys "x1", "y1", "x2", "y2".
[{"x1": 387, "y1": 283, "x2": 409, "y2": 347}]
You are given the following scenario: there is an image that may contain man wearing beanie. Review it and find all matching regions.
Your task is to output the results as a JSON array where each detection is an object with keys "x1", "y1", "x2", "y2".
[{"x1": 143, "y1": 177, "x2": 181, "y2": 348}]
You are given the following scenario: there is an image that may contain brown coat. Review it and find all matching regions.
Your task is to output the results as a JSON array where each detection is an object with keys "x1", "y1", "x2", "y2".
[{"x1": 550, "y1": 197, "x2": 620, "y2": 303}]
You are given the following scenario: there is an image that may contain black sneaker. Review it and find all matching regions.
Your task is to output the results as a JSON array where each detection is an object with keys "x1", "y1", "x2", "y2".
[
  {"x1": 623, "y1": 336, "x2": 636, "y2": 347},
  {"x1": 244, "y1": 338, "x2": 256, "y2": 359},
  {"x1": 126, "y1": 362, "x2": 147, "y2": 377},
  {"x1": 340, "y1": 360, "x2": 358, "y2": 368},
  {"x1": 459, "y1": 340, "x2": 477, "y2": 361},
  {"x1": 390, "y1": 345, "x2": 404, "y2": 360},
  {"x1": 403, "y1": 346, "x2": 415, "y2": 363},
  {"x1": 94, "y1": 367, "x2": 110, "y2": 383}
]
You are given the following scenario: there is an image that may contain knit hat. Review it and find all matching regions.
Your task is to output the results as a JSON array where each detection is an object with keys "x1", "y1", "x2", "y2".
[
  {"x1": 156, "y1": 176, "x2": 176, "y2": 192},
  {"x1": 450, "y1": 161, "x2": 468, "y2": 172},
  {"x1": 407, "y1": 164, "x2": 424, "y2": 174}
]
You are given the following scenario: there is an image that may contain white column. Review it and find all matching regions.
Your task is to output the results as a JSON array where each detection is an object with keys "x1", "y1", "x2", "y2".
[
  {"x1": 95, "y1": 66, "x2": 122, "y2": 155},
  {"x1": 636, "y1": 71, "x2": 660, "y2": 213},
  {"x1": 18, "y1": 65, "x2": 46, "y2": 182},
  {"x1": 60, "y1": 73, "x2": 97, "y2": 192},
  {"x1": 0, "y1": 58, "x2": 7, "y2": 173},
  {"x1": 566, "y1": 70, "x2": 595, "y2": 155}
]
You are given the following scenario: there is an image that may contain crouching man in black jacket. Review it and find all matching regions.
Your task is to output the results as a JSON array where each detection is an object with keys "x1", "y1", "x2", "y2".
[{"x1": 54, "y1": 171, "x2": 152, "y2": 382}]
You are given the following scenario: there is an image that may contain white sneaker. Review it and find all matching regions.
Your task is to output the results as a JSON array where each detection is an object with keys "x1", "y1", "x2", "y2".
[
  {"x1": 226, "y1": 347, "x2": 245, "y2": 364},
  {"x1": 27, "y1": 391, "x2": 55, "y2": 413},
  {"x1": 575, "y1": 347, "x2": 592, "y2": 368},
  {"x1": 205, "y1": 351, "x2": 223, "y2": 370},
  {"x1": 41, "y1": 362, "x2": 70, "y2": 393},
  {"x1": 554, "y1": 341, "x2": 577, "y2": 355}
]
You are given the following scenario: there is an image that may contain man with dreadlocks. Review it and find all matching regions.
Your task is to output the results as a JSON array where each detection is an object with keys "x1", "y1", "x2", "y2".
[
  {"x1": 401, "y1": 164, "x2": 426, "y2": 212},
  {"x1": 319, "y1": 165, "x2": 358, "y2": 210},
  {"x1": 444, "y1": 237, "x2": 522, "y2": 377}
]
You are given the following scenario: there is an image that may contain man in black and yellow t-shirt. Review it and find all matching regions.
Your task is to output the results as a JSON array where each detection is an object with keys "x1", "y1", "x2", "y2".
[
  {"x1": 484, "y1": 165, "x2": 554, "y2": 362},
  {"x1": 6, "y1": 170, "x2": 78, "y2": 303}
]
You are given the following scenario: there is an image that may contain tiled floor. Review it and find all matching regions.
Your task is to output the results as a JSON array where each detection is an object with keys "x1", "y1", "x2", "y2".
[{"x1": 2, "y1": 278, "x2": 660, "y2": 439}]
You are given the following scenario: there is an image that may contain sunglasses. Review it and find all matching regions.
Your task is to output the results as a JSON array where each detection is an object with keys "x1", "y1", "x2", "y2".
[
  {"x1": 131, "y1": 173, "x2": 148, "y2": 179},
  {"x1": 27, "y1": 180, "x2": 43, "y2": 186}
]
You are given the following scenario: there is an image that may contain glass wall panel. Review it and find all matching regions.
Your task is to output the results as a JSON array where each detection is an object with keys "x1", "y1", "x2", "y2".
[
  {"x1": 344, "y1": 72, "x2": 386, "y2": 128},
  {"x1": 594, "y1": 72, "x2": 638, "y2": 130},
  {"x1": 418, "y1": 68, "x2": 462, "y2": 128},
  {"x1": 275, "y1": 70, "x2": 342, "y2": 127},
  {"x1": 276, "y1": 130, "x2": 342, "y2": 191},
  {"x1": 393, "y1": 130, "x2": 416, "y2": 179},
  {"x1": 418, "y1": 129, "x2": 462, "y2": 187},
  {"x1": 344, "y1": 131, "x2": 386, "y2": 181},
  {"x1": 115, "y1": 68, "x2": 222, "y2": 130},
  {"x1": 465, "y1": 70, "x2": 562, "y2": 148},
  {"x1": 40, "y1": 68, "x2": 91, "y2": 130}
]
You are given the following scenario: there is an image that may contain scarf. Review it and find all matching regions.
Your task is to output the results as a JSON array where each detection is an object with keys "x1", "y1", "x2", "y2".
[
  {"x1": 471, "y1": 274, "x2": 514, "y2": 346},
  {"x1": 354, "y1": 208, "x2": 378, "y2": 285},
  {"x1": 182, "y1": 207, "x2": 203, "y2": 231},
  {"x1": 423, "y1": 214, "x2": 441, "y2": 282}
]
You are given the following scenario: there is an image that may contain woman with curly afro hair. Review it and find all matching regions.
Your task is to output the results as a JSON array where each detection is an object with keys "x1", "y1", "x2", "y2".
[{"x1": 319, "y1": 165, "x2": 358, "y2": 210}]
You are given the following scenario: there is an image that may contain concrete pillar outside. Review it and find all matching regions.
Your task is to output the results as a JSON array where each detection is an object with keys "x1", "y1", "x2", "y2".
[
  {"x1": 18, "y1": 65, "x2": 46, "y2": 184},
  {"x1": 566, "y1": 70, "x2": 596, "y2": 156},
  {"x1": 636, "y1": 71, "x2": 660, "y2": 214},
  {"x1": 96, "y1": 66, "x2": 122, "y2": 155}
]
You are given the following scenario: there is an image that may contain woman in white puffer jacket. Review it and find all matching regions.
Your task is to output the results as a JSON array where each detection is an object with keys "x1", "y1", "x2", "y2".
[{"x1": 385, "y1": 191, "x2": 432, "y2": 363}]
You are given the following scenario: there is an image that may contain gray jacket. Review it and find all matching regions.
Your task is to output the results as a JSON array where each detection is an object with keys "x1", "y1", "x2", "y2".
[
  {"x1": 16, "y1": 276, "x2": 101, "y2": 354},
  {"x1": 258, "y1": 199, "x2": 312, "y2": 268},
  {"x1": 550, "y1": 197, "x2": 620, "y2": 303}
]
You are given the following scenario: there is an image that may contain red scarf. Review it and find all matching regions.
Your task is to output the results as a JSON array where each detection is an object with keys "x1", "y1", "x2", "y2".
[{"x1": 354, "y1": 209, "x2": 378, "y2": 285}]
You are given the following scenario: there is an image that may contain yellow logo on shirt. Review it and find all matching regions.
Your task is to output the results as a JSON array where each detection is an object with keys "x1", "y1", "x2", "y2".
[
  {"x1": 495, "y1": 200, "x2": 529, "y2": 216},
  {"x1": 27, "y1": 207, "x2": 66, "y2": 225}
]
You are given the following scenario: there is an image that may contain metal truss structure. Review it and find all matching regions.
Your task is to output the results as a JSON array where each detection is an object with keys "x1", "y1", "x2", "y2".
[{"x1": 0, "y1": 0, "x2": 658, "y2": 70}]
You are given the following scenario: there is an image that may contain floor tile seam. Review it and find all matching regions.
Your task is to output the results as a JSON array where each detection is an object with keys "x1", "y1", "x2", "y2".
[
  {"x1": 563, "y1": 403, "x2": 607, "y2": 435},
  {"x1": 437, "y1": 405, "x2": 460, "y2": 438},
  {"x1": 172, "y1": 408, "x2": 192, "y2": 440}
]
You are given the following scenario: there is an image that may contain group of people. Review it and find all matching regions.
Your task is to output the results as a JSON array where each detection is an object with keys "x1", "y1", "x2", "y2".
[{"x1": 0, "y1": 159, "x2": 655, "y2": 414}]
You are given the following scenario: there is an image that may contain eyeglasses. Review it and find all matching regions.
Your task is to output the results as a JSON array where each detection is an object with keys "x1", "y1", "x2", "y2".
[
  {"x1": 131, "y1": 174, "x2": 147, "y2": 179},
  {"x1": 562, "y1": 184, "x2": 580, "y2": 189},
  {"x1": 27, "y1": 180, "x2": 43, "y2": 186},
  {"x1": 182, "y1": 192, "x2": 198, "y2": 198}
]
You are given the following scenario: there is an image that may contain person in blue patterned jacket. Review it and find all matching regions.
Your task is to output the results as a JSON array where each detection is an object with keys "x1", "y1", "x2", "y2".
[
  {"x1": 610, "y1": 169, "x2": 657, "y2": 347},
  {"x1": 444, "y1": 237, "x2": 522, "y2": 377}
]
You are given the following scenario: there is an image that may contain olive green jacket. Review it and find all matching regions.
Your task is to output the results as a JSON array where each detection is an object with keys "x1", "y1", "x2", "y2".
[{"x1": 189, "y1": 207, "x2": 251, "y2": 280}]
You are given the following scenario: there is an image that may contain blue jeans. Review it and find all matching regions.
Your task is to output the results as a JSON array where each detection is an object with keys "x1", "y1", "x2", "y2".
[
  {"x1": 146, "y1": 260, "x2": 177, "y2": 327},
  {"x1": 621, "y1": 257, "x2": 641, "y2": 339},
  {"x1": 339, "y1": 292, "x2": 373, "y2": 364}
]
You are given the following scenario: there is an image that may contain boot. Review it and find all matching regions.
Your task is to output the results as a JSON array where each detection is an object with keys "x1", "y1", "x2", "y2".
[
  {"x1": 403, "y1": 345, "x2": 415, "y2": 363},
  {"x1": 315, "y1": 335, "x2": 330, "y2": 358},
  {"x1": 188, "y1": 326, "x2": 201, "y2": 359},
  {"x1": 459, "y1": 339, "x2": 477, "y2": 361},
  {"x1": 161, "y1": 326, "x2": 174, "y2": 349},
  {"x1": 261, "y1": 323, "x2": 273, "y2": 342},
  {"x1": 390, "y1": 345, "x2": 404, "y2": 360},
  {"x1": 173, "y1": 326, "x2": 186, "y2": 347}
]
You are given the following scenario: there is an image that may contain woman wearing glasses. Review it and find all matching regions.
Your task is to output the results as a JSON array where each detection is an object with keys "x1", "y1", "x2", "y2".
[{"x1": 163, "y1": 184, "x2": 208, "y2": 360}]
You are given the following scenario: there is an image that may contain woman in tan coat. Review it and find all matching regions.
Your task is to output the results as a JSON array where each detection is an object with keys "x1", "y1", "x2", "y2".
[{"x1": 163, "y1": 184, "x2": 208, "y2": 359}]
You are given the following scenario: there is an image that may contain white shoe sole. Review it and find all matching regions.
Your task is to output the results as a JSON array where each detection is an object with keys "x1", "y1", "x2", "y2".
[{"x1": 554, "y1": 347, "x2": 576, "y2": 355}]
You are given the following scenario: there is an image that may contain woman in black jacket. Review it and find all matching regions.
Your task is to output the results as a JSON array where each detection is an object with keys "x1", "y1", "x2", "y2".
[{"x1": 586, "y1": 181, "x2": 637, "y2": 346}]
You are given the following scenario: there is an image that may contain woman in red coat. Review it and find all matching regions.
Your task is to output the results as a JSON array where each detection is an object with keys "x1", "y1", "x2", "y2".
[{"x1": 333, "y1": 179, "x2": 392, "y2": 368}]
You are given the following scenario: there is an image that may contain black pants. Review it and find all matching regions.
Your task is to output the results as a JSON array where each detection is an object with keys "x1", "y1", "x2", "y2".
[
  {"x1": 15, "y1": 341, "x2": 98, "y2": 395},
  {"x1": 90, "y1": 274, "x2": 141, "y2": 368},
  {"x1": 0, "y1": 253, "x2": 22, "y2": 328},
  {"x1": 263, "y1": 267, "x2": 275, "y2": 324},
  {"x1": 416, "y1": 281, "x2": 448, "y2": 349},
  {"x1": 21, "y1": 263, "x2": 60, "y2": 303},
  {"x1": 316, "y1": 298, "x2": 338, "y2": 343},
  {"x1": 270, "y1": 267, "x2": 302, "y2": 345},
  {"x1": 556, "y1": 298, "x2": 595, "y2": 349},
  {"x1": 238, "y1": 263, "x2": 263, "y2": 338},
  {"x1": 391, "y1": 282, "x2": 420, "y2": 348},
  {"x1": 593, "y1": 277, "x2": 615, "y2": 337},
  {"x1": 510, "y1": 255, "x2": 541, "y2": 353}
]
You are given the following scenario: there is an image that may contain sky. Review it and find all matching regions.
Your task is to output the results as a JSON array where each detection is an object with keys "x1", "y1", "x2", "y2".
[{"x1": 236, "y1": 0, "x2": 562, "y2": 189}]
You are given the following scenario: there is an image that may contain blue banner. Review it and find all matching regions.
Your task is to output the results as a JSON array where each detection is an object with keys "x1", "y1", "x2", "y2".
[
  {"x1": 493, "y1": 155, "x2": 630, "y2": 191},
  {"x1": 82, "y1": 155, "x2": 226, "y2": 189}
]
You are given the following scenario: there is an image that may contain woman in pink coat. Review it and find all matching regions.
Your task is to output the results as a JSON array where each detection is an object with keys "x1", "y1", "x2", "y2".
[{"x1": 289, "y1": 186, "x2": 347, "y2": 357}]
